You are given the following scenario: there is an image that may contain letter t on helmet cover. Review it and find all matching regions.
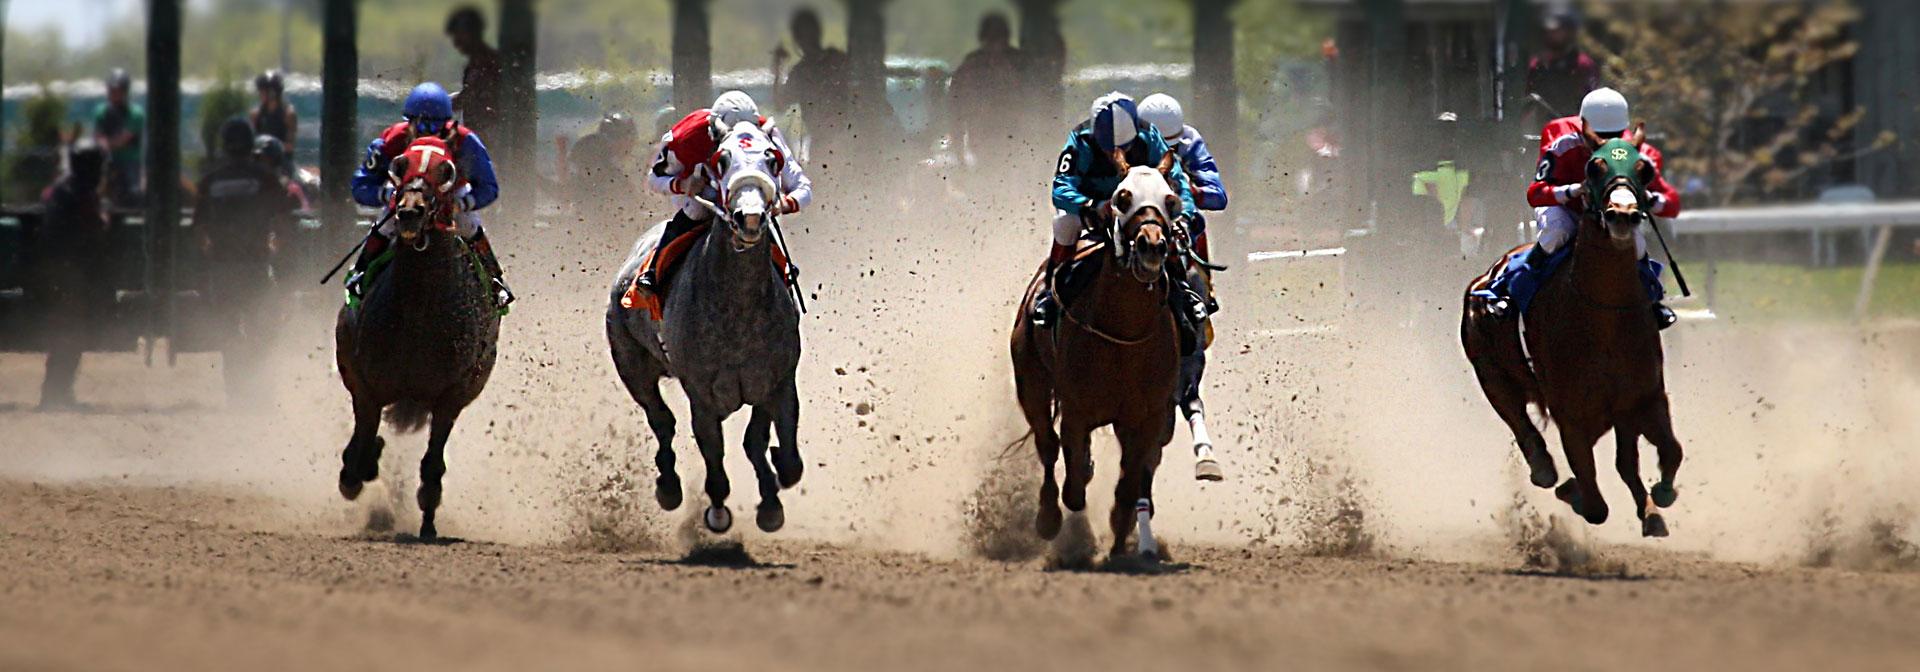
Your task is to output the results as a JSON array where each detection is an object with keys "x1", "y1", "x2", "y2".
[
  {"x1": 1091, "y1": 92, "x2": 1140, "y2": 152},
  {"x1": 1579, "y1": 87, "x2": 1631, "y2": 135},
  {"x1": 1137, "y1": 93, "x2": 1184, "y2": 138}
]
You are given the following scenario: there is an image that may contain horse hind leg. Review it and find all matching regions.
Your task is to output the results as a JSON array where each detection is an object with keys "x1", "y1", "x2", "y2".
[
  {"x1": 416, "y1": 405, "x2": 463, "y2": 540},
  {"x1": 1473, "y1": 365, "x2": 1555, "y2": 489},
  {"x1": 1179, "y1": 350, "x2": 1223, "y2": 482},
  {"x1": 1016, "y1": 361, "x2": 1064, "y2": 540},
  {"x1": 1614, "y1": 426, "x2": 1665, "y2": 538},
  {"x1": 743, "y1": 405, "x2": 784, "y2": 533},
  {"x1": 338, "y1": 396, "x2": 386, "y2": 501},
  {"x1": 612, "y1": 336, "x2": 682, "y2": 511}
]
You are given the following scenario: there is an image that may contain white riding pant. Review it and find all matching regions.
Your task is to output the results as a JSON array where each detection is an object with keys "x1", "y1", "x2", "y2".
[
  {"x1": 1052, "y1": 209, "x2": 1082, "y2": 246},
  {"x1": 1535, "y1": 205, "x2": 1644, "y2": 257},
  {"x1": 377, "y1": 211, "x2": 483, "y2": 240}
]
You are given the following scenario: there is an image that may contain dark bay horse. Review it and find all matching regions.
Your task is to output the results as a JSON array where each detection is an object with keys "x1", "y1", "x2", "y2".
[
  {"x1": 1462, "y1": 125, "x2": 1683, "y2": 537},
  {"x1": 1012, "y1": 155, "x2": 1185, "y2": 561},
  {"x1": 335, "y1": 137, "x2": 502, "y2": 540},
  {"x1": 607, "y1": 121, "x2": 804, "y2": 535}
]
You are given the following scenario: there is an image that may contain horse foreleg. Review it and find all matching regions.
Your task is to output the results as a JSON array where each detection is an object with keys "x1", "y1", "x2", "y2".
[
  {"x1": 770, "y1": 379, "x2": 804, "y2": 489},
  {"x1": 1058, "y1": 416, "x2": 1093, "y2": 517},
  {"x1": 611, "y1": 334, "x2": 681, "y2": 510},
  {"x1": 1642, "y1": 399, "x2": 1684, "y2": 509},
  {"x1": 1554, "y1": 422, "x2": 1609, "y2": 525},
  {"x1": 1614, "y1": 426, "x2": 1666, "y2": 538},
  {"x1": 743, "y1": 405, "x2": 784, "y2": 533},
  {"x1": 1179, "y1": 350, "x2": 1223, "y2": 482},
  {"x1": 690, "y1": 406, "x2": 733, "y2": 534},
  {"x1": 1111, "y1": 424, "x2": 1166, "y2": 560},
  {"x1": 417, "y1": 406, "x2": 461, "y2": 540},
  {"x1": 338, "y1": 396, "x2": 385, "y2": 501}
]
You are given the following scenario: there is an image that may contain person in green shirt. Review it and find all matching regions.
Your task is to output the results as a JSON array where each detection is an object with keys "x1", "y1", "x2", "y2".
[{"x1": 93, "y1": 68, "x2": 146, "y2": 204}]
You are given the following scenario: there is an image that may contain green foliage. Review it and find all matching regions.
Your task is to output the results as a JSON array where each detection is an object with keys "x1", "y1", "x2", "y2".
[
  {"x1": 196, "y1": 74, "x2": 253, "y2": 163},
  {"x1": 1585, "y1": 0, "x2": 1895, "y2": 206},
  {"x1": 4, "y1": 89, "x2": 71, "y2": 202}
]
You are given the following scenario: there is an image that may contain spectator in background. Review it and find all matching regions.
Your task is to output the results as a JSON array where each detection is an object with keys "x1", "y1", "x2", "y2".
[
  {"x1": 93, "y1": 68, "x2": 145, "y2": 204},
  {"x1": 776, "y1": 7, "x2": 853, "y2": 154},
  {"x1": 250, "y1": 70, "x2": 298, "y2": 177},
  {"x1": 568, "y1": 112, "x2": 640, "y2": 207},
  {"x1": 446, "y1": 6, "x2": 503, "y2": 137},
  {"x1": 33, "y1": 142, "x2": 112, "y2": 410},
  {"x1": 1524, "y1": 7, "x2": 1599, "y2": 128},
  {"x1": 948, "y1": 12, "x2": 1026, "y2": 162}
]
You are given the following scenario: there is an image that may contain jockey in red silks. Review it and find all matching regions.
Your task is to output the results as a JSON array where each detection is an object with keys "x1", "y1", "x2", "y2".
[
  {"x1": 346, "y1": 82, "x2": 511, "y2": 308},
  {"x1": 1481, "y1": 87, "x2": 1683, "y2": 329},
  {"x1": 630, "y1": 90, "x2": 813, "y2": 295}
]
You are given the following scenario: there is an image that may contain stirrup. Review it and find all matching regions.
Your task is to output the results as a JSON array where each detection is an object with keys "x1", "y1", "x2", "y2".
[
  {"x1": 493, "y1": 278, "x2": 516, "y2": 311},
  {"x1": 1654, "y1": 304, "x2": 1676, "y2": 330},
  {"x1": 1030, "y1": 293, "x2": 1056, "y2": 330},
  {"x1": 1486, "y1": 296, "x2": 1515, "y2": 319}
]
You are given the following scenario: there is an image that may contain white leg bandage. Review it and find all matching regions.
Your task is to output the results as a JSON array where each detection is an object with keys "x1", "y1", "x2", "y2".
[{"x1": 1134, "y1": 498, "x2": 1157, "y2": 557}]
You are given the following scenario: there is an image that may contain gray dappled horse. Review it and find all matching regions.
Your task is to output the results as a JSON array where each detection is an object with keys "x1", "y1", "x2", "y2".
[{"x1": 606, "y1": 121, "x2": 804, "y2": 535}]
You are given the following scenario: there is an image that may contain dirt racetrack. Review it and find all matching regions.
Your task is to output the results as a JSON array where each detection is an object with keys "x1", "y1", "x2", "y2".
[{"x1": 4, "y1": 167, "x2": 1920, "y2": 670}]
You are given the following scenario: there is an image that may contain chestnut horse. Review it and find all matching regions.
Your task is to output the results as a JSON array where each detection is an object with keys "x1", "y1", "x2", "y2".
[
  {"x1": 1012, "y1": 153, "x2": 1185, "y2": 561},
  {"x1": 1461, "y1": 125, "x2": 1683, "y2": 537}
]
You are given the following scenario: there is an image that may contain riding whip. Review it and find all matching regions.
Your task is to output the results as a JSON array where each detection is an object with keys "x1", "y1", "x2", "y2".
[
  {"x1": 319, "y1": 207, "x2": 395, "y2": 285},
  {"x1": 1646, "y1": 215, "x2": 1691, "y2": 298}
]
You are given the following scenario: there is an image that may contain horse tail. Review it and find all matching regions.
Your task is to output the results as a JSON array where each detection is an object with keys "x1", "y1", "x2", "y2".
[
  {"x1": 385, "y1": 400, "x2": 432, "y2": 434},
  {"x1": 998, "y1": 429, "x2": 1035, "y2": 461}
]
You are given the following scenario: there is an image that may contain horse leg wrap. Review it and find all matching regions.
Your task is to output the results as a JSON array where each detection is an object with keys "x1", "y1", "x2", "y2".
[{"x1": 1134, "y1": 499, "x2": 1158, "y2": 557}]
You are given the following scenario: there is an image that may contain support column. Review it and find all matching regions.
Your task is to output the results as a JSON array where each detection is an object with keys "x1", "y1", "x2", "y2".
[
  {"x1": 1192, "y1": 0, "x2": 1239, "y2": 177},
  {"x1": 845, "y1": 0, "x2": 888, "y2": 122},
  {"x1": 321, "y1": 0, "x2": 359, "y2": 237},
  {"x1": 671, "y1": 0, "x2": 712, "y2": 116},
  {"x1": 498, "y1": 0, "x2": 537, "y2": 220},
  {"x1": 1360, "y1": 0, "x2": 1406, "y2": 233},
  {"x1": 148, "y1": 0, "x2": 183, "y2": 342}
]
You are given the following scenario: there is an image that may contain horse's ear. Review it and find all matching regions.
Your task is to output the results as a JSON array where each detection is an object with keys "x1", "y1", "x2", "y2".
[
  {"x1": 1109, "y1": 147, "x2": 1131, "y2": 172},
  {"x1": 1581, "y1": 118, "x2": 1603, "y2": 150},
  {"x1": 1635, "y1": 158, "x2": 1657, "y2": 188},
  {"x1": 432, "y1": 160, "x2": 458, "y2": 189},
  {"x1": 1628, "y1": 122, "x2": 1645, "y2": 148},
  {"x1": 1112, "y1": 188, "x2": 1133, "y2": 216},
  {"x1": 1156, "y1": 150, "x2": 1177, "y2": 179},
  {"x1": 388, "y1": 154, "x2": 410, "y2": 181}
]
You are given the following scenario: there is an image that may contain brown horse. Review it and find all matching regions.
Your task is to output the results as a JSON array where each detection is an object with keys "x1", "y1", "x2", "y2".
[
  {"x1": 1461, "y1": 126, "x2": 1682, "y2": 537},
  {"x1": 1012, "y1": 154, "x2": 1185, "y2": 561}
]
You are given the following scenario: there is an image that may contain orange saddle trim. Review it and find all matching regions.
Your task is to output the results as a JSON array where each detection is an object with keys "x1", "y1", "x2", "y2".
[{"x1": 619, "y1": 223, "x2": 795, "y2": 320}]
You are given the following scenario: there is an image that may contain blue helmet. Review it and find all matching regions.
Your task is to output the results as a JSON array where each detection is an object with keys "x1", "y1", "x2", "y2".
[
  {"x1": 1090, "y1": 92, "x2": 1141, "y2": 152},
  {"x1": 403, "y1": 82, "x2": 454, "y2": 120}
]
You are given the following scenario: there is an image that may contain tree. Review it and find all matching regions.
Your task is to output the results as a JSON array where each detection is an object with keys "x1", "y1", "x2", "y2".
[{"x1": 1585, "y1": 0, "x2": 1895, "y2": 206}]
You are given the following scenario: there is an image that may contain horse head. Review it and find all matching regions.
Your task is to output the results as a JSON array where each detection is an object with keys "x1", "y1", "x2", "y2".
[
  {"x1": 1580, "y1": 121, "x2": 1659, "y2": 250},
  {"x1": 386, "y1": 137, "x2": 461, "y2": 249},
  {"x1": 708, "y1": 120, "x2": 785, "y2": 251},
  {"x1": 1105, "y1": 152, "x2": 1182, "y2": 283}
]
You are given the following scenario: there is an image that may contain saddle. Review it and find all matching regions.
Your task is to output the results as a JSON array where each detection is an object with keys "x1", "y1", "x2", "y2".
[{"x1": 620, "y1": 223, "x2": 795, "y2": 321}]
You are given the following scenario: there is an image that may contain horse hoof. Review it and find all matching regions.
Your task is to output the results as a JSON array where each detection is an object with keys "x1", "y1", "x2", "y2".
[
  {"x1": 756, "y1": 503, "x2": 785, "y2": 533},
  {"x1": 772, "y1": 447, "x2": 804, "y2": 489},
  {"x1": 656, "y1": 474, "x2": 683, "y2": 511},
  {"x1": 420, "y1": 521, "x2": 438, "y2": 540},
  {"x1": 1642, "y1": 513, "x2": 1669, "y2": 538},
  {"x1": 1194, "y1": 457, "x2": 1224, "y2": 482},
  {"x1": 1036, "y1": 505, "x2": 1063, "y2": 540},
  {"x1": 704, "y1": 505, "x2": 733, "y2": 534},
  {"x1": 1527, "y1": 456, "x2": 1558, "y2": 489},
  {"x1": 1554, "y1": 479, "x2": 1581, "y2": 508},
  {"x1": 338, "y1": 472, "x2": 365, "y2": 501},
  {"x1": 1582, "y1": 504, "x2": 1609, "y2": 526},
  {"x1": 1651, "y1": 481, "x2": 1678, "y2": 508}
]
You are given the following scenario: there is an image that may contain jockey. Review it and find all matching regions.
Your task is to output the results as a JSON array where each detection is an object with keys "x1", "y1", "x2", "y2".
[
  {"x1": 347, "y1": 82, "x2": 511, "y2": 308},
  {"x1": 1485, "y1": 87, "x2": 1682, "y2": 328},
  {"x1": 1137, "y1": 93, "x2": 1228, "y2": 260},
  {"x1": 1032, "y1": 92, "x2": 1204, "y2": 331},
  {"x1": 631, "y1": 90, "x2": 812, "y2": 295}
]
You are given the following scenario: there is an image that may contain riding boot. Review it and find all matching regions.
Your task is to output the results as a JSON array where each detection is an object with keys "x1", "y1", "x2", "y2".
[
  {"x1": 1640, "y1": 255, "x2": 1676, "y2": 330},
  {"x1": 1030, "y1": 242, "x2": 1074, "y2": 329},
  {"x1": 344, "y1": 230, "x2": 392, "y2": 300},
  {"x1": 469, "y1": 231, "x2": 513, "y2": 309},
  {"x1": 1488, "y1": 244, "x2": 1553, "y2": 319},
  {"x1": 634, "y1": 210, "x2": 703, "y2": 296},
  {"x1": 1168, "y1": 264, "x2": 1211, "y2": 326}
]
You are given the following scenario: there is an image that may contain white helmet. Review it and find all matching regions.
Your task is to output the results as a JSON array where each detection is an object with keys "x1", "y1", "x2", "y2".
[
  {"x1": 1138, "y1": 93, "x2": 1184, "y2": 137},
  {"x1": 709, "y1": 90, "x2": 760, "y2": 134},
  {"x1": 1579, "y1": 87, "x2": 1631, "y2": 134}
]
